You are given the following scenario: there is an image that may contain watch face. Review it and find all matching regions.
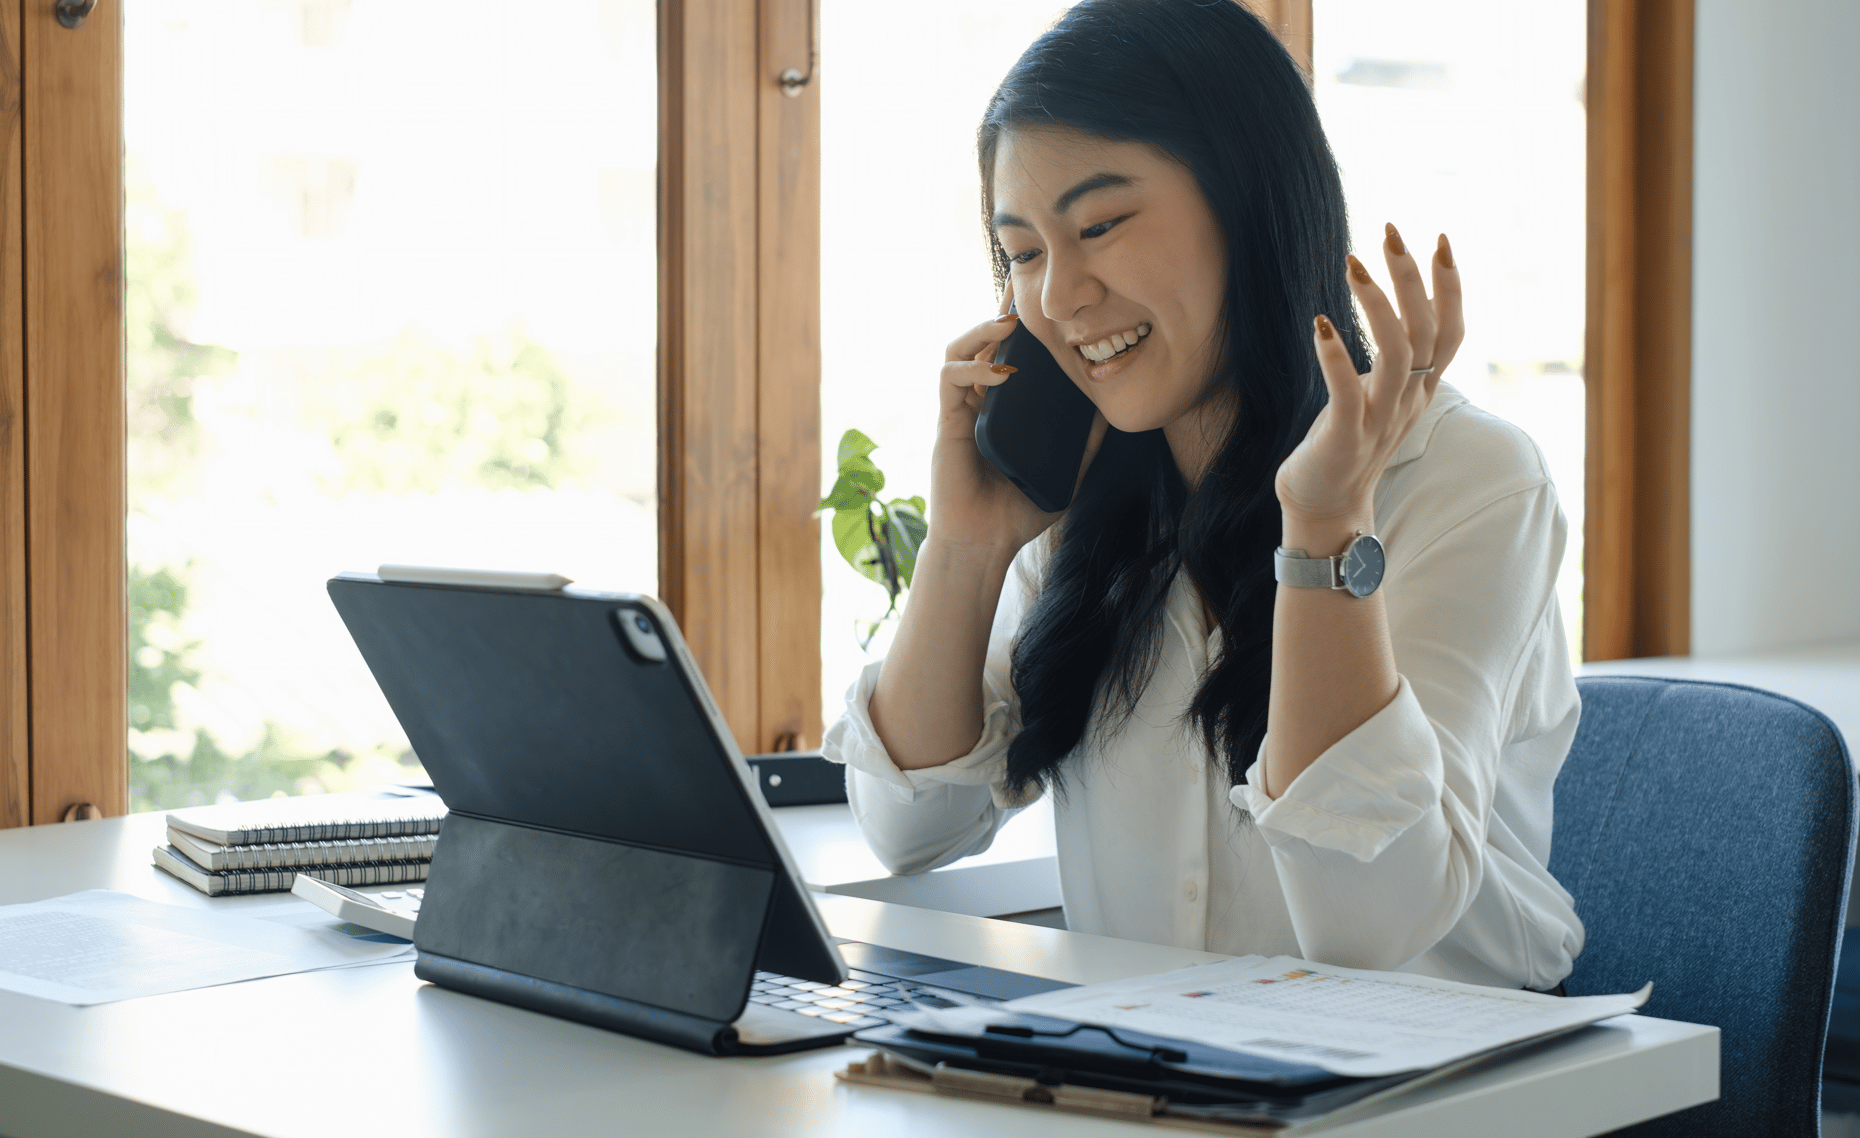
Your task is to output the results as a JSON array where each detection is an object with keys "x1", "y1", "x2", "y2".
[{"x1": 1342, "y1": 534, "x2": 1385, "y2": 598}]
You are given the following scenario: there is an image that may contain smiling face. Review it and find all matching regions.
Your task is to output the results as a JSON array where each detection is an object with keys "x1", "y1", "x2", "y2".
[{"x1": 990, "y1": 127, "x2": 1231, "y2": 444}]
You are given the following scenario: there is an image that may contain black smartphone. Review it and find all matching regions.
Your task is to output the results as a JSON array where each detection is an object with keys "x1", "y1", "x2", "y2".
[{"x1": 974, "y1": 310, "x2": 1098, "y2": 513}]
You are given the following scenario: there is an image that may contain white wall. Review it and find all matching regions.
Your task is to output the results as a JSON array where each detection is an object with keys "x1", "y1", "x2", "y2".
[{"x1": 1690, "y1": 0, "x2": 1860, "y2": 655}]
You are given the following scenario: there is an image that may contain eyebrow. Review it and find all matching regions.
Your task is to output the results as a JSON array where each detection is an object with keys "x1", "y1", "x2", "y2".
[{"x1": 992, "y1": 172, "x2": 1135, "y2": 231}]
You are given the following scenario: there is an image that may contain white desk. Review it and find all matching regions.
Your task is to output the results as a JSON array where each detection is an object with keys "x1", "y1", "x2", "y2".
[
  {"x1": 0, "y1": 811, "x2": 1716, "y2": 1138},
  {"x1": 774, "y1": 797, "x2": 1061, "y2": 918}
]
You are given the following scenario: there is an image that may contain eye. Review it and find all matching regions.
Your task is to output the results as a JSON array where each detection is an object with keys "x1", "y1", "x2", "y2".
[
  {"x1": 1006, "y1": 248, "x2": 1041, "y2": 265},
  {"x1": 1081, "y1": 213, "x2": 1134, "y2": 239}
]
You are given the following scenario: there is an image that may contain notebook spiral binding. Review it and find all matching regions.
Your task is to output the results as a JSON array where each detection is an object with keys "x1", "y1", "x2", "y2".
[
  {"x1": 153, "y1": 844, "x2": 433, "y2": 897},
  {"x1": 210, "y1": 834, "x2": 440, "y2": 870},
  {"x1": 222, "y1": 814, "x2": 444, "y2": 845}
]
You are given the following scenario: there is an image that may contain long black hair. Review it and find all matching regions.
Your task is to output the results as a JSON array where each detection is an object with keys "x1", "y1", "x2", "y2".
[{"x1": 982, "y1": 0, "x2": 1370, "y2": 795}]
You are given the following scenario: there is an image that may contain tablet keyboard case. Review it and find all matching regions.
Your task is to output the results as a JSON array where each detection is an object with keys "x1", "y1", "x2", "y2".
[{"x1": 327, "y1": 577, "x2": 843, "y2": 1056}]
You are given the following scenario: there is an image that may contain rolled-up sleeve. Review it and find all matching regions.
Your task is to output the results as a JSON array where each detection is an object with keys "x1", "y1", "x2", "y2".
[
  {"x1": 1231, "y1": 676, "x2": 1439, "y2": 863},
  {"x1": 1231, "y1": 471, "x2": 1578, "y2": 976},
  {"x1": 822, "y1": 546, "x2": 1046, "y2": 875}
]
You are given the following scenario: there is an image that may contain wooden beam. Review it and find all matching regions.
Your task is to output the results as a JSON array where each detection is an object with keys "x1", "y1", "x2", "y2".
[
  {"x1": 0, "y1": 0, "x2": 24, "y2": 828},
  {"x1": 1584, "y1": 0, "x2": 1693, "y2": 661},
  {"x1": 659, "y1": 0, "x2": 764, "y2": 747},
  {"x1": 756, "y1": 0, "x2": 821, "y2": 751},
  {"x1": 23, "y1": 0, "x2": 125, "y2": 821}
]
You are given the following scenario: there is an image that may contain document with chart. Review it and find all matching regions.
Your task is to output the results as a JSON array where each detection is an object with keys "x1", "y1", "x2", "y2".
[{"x1": 1004, "y1": 955, "x2": 1651, "y2": 1077}]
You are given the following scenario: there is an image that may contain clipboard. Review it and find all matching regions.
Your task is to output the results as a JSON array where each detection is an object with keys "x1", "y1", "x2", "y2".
[
  {"x1": 837, "y1": 1011, "x2": 1607, "y2": 1134},
  {"x1": 839, "y1": 1013, "x2": 1419, "y2": 1131}
]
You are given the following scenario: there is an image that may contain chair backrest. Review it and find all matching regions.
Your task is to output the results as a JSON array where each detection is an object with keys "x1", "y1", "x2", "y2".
[{"x1": 1552, "y1": 676, "x2": 1855, "y2": 1137}]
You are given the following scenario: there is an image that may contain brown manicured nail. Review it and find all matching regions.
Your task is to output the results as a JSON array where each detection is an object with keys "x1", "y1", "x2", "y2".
[
  {"x1": 1314, "y1": 314, "x2": 1334, "y2": 341},
  {"x1": 990, "y1": 364, "x2": 1018, "y2": 374},
  {"x1": 1346, "y1": 254, "x2": 1372, "y2": 283},
  {"x1": 1384, "y1": 223, "x2": 1405, "y2": 256},
  {"x1": 994, "y1": 313, "x2": 1020, "y2": 323},
  {"x1": 1436, "y1": 234, "x2": 1454, "y2": 269}
]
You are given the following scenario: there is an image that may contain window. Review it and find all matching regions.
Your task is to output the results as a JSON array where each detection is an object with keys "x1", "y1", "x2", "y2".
[
  {"x1": 816, "y1": 1, "x2": 1075, "y2": 721},
  {"x1": 122, "y1": 0, "x2": 660, "y2": 810},
  {"x1": 7, "y1": 0, "x2": 821, "y2": 823},
  {"x1": 1313, "y1": 0, "x2": 1589, "y2": 658}
]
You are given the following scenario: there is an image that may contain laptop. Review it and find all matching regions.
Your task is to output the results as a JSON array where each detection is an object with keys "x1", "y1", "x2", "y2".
[{"x1": 326, "y1": 567, "x2": 1070, "y2": 1056}]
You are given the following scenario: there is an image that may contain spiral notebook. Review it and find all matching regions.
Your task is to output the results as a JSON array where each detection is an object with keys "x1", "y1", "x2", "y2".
[
  {"x1": 165, "y1": 828, "x2": 439, "y2": 871},
  {"x1": 152, "y1": 843, "x2": 433, "y2": 897},
  {"x1": 165, "y1": 789, "x2": 446, "y2": 846}
]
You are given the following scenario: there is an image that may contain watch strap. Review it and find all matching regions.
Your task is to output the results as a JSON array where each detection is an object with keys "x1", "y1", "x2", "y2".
[{"x1": 1274, "y1": 547, "x2": 1341, "y2": 589}]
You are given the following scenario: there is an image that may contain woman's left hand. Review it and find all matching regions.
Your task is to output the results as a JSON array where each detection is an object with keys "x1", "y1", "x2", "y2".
[{"x1": 1275, "y1": 225, "x2": 1464, "y2": 527}]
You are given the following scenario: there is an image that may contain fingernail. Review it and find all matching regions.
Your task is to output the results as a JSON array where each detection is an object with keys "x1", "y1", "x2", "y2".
[
  {"x1": 994, "y1": 313, "x2": 1020, "y2": 323},
  {"x1": 991, "y1": 364, "x2": 1018, "y2": 375},
  {"x1": 1346, "y1": 254, "x2": 1372, "y2": 283},
  {"x1": 1436, "y1": 234, "x2": 1454, "y2": 269},
  {"x1": 1314, "y1": 314, "x2": 1334, "y2": 341},
  {"x1": 1384, "y1": 223, "x2": 1405, "y2": 256}
]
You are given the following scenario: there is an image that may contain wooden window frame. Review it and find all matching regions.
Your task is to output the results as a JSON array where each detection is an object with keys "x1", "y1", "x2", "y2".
[
  {"x1": 659, "y1": 0, "x2": 821, "y2": 755},
  {"x1": 1, "y1": 0, "x2": 126, "y2": 827},
  {"x1": 1583, "y1": 0, "x2": 1694, "y2": 661},
  {"x1": 1, "y1": 0, "x2": 1692, "y2": 826}
]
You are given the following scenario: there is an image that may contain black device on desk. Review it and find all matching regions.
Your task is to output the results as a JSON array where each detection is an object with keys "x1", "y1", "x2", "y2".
[{"x1": 326, "y1": 568, "x2": 1068, "y2": 1057}]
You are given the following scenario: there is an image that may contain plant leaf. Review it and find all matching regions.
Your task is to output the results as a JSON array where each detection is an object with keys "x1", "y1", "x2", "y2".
[
  {"x1": 831, "y1": 507, "x2": 884, "y2": 587},
  {"x1": 836, "y1": 428, "x2": 879, "y2": 469},
  {"x1": 817, "y1": 457, "x2": 885, "y2": 511},
  {"x1": 882, "y1": 499, "x2": 928, "y2": 588}
]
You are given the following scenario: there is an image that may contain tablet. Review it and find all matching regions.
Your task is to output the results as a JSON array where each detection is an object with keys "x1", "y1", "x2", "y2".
[{"x1": 327, "y1": 570, "x2": 848, "y2": 1052}]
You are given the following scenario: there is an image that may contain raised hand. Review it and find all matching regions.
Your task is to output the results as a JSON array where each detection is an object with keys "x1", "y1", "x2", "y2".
[{"x1": 1275, "y1": 226, "x2": 1465, "y2": 528}]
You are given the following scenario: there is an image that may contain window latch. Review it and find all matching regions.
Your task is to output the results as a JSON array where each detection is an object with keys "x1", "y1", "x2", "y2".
[
  {"x1": 776, "y1": 0, "x2": 817, "y2": 97},
  {"x1": 55, "y1": 0, "x2": 97, "y2": 29}
]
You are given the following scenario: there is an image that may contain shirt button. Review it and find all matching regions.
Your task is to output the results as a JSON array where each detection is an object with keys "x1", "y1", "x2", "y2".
[{"x1": 1183, "y1": 879, "x2": 1198, "y2": 901}]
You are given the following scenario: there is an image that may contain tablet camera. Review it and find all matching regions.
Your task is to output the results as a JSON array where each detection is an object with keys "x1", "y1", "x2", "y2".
[{"x1": 613, "y1": 608, "x2": 668, "y2": 664}]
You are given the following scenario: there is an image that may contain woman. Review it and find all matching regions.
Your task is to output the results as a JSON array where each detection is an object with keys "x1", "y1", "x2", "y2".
[{"x1": 823, "y1": 0, "x2": 1582, "y2": 992}]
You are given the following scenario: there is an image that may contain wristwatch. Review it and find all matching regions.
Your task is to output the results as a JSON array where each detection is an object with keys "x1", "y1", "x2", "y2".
[{"x1": 1274, "y1": 533, "x2": 1386, "y2": 598}]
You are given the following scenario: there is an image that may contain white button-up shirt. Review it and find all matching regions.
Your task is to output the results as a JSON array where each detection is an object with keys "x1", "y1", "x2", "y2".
[{"x1": 823, "y1": 385, "x2": 1585, "y2": 991}]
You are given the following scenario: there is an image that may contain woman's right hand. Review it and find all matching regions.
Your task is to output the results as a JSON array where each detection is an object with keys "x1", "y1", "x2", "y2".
[{"x1": 932, "y1": 305, "x2": 1105, "y2": 552}]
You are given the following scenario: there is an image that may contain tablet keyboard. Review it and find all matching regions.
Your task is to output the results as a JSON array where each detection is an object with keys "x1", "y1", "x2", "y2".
[{"x1": 750, "y1": 968, "x2": 963, "y2": 1030}]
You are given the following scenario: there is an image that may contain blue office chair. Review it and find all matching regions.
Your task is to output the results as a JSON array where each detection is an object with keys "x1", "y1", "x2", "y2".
[{"x1": 1550, "y1": 676, "x2": 1854, "y2": 1137}]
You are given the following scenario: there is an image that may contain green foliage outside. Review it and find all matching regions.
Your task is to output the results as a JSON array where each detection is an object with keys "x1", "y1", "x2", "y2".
[
  {"x1": 128, "y1": 566, "x2": 380, "y2": 812},
  {"x1": 819, "y1": 429, "x2": 928, "y2": 649},
  {"x1": 125, "y1": 180, "x2": 235, "y2": 503},
  {"x1": 304, "y1": 330, "x2": 589, "y2": 496},
  {"x1": 126, "y1": 179, "x2": 594, "y2": 812}
]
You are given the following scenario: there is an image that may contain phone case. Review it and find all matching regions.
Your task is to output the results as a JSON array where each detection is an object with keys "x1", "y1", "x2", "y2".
[{"x1": 974, "y1": 322, "x2": 1098, "y2": 513}]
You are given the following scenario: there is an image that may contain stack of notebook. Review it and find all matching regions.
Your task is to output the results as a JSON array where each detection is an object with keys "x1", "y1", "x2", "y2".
[{"x1": 152, "y1": 789, "x2": 446, "y2": 896}]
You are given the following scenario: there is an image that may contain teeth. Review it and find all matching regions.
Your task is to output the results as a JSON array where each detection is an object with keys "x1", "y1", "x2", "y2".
[{"x1": 1079, "y1": 325, "x2": 1150, "y2": 364}]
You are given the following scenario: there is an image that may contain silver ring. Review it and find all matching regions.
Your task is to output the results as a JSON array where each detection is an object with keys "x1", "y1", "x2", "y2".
[{"x1": 1408, "y1": 365, "x2": 1435, "y2": 378}]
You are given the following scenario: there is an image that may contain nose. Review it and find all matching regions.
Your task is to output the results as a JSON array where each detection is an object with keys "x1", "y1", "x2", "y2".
[{"x1": 1038, "y1": 243, "x2": 1103, "y2": 325}]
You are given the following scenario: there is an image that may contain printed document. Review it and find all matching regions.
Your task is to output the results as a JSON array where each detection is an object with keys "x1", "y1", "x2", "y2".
[
  {"x1": 0, "y1": 890, "x2": 415, "y2": 1006},
  {"x1": 1005, "y1": 955, "x2": 1651, "y2": 1077}
]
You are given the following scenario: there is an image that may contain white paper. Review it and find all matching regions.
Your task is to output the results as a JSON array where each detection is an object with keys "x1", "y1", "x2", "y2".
[
  {"x1": 1005, "y1": 955, "x2": 1651, "y2": 1077},
  {"x1": 0, "y1": 890, "x2": 415, "y2": 1005}
]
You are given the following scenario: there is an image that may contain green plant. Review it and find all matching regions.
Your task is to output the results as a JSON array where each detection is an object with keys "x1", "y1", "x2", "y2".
[{"x1": 819, "y1": 429, "x2": 927, "y2": 643}]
